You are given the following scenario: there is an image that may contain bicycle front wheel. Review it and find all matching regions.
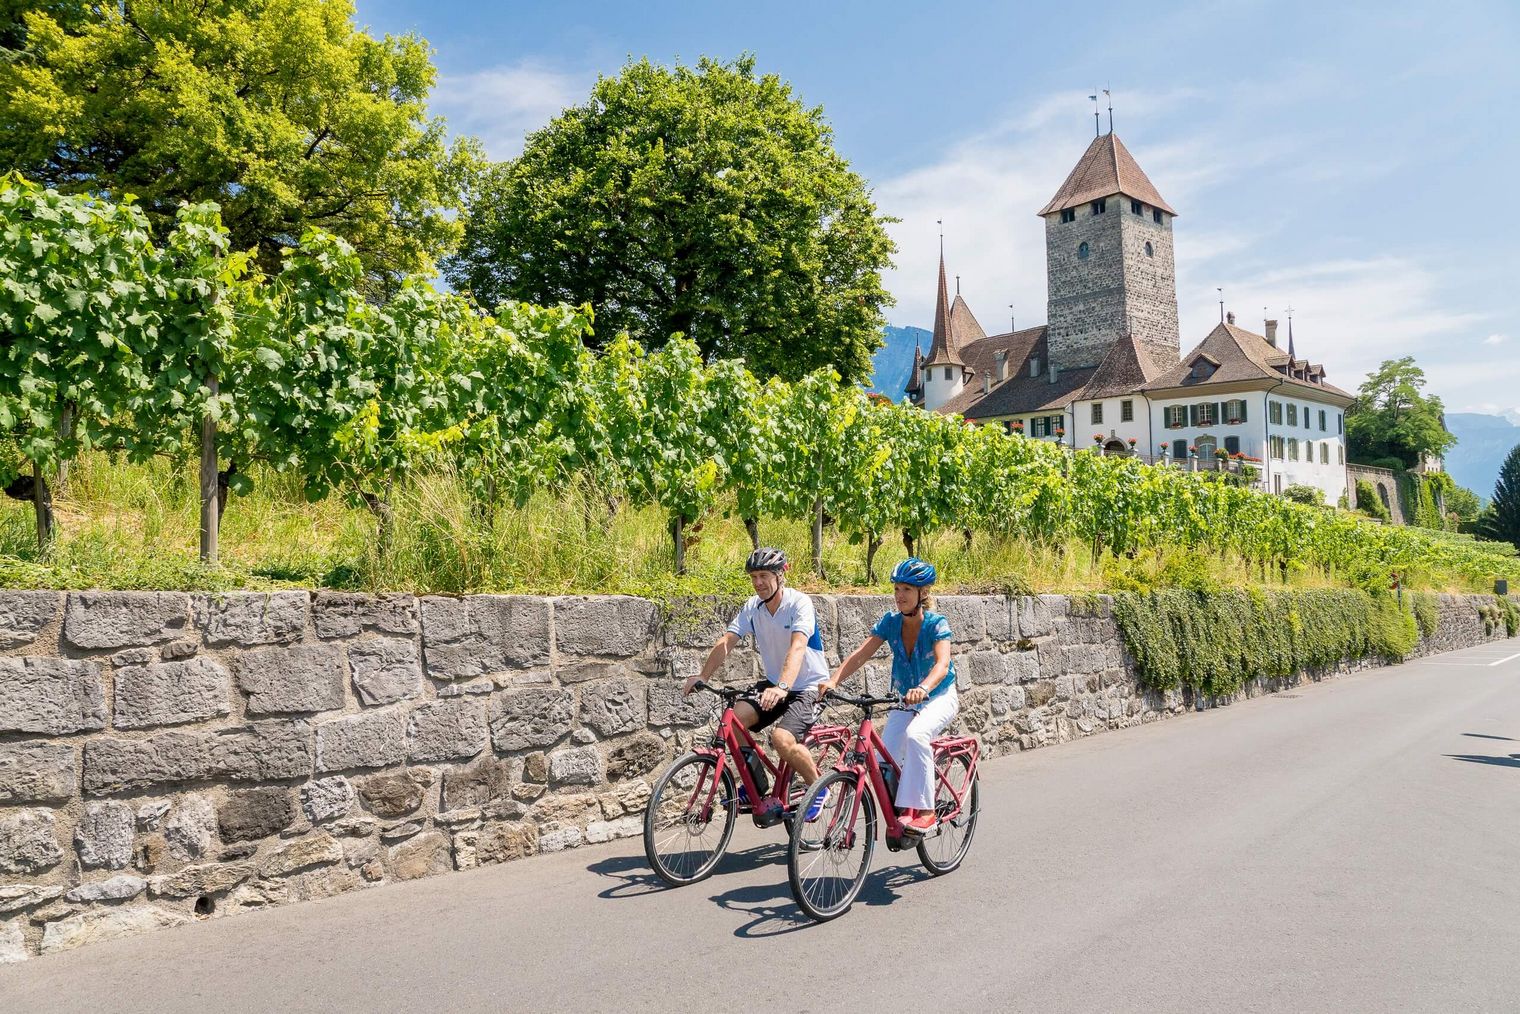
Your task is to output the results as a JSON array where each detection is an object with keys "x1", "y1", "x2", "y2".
[
  {"x1": 787, "y1": 770, "x2": 876, "y2": 921},
  {"x1": 644, "y1": 753, "x2": 737, "y2": 886},
  {"x1": 917, "y1": 754, "x2": 979, "y2": 875}
]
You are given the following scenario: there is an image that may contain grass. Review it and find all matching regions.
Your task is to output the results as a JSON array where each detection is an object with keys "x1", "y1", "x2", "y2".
[{"x1": 0, "y1": 452, "x2": 1491, "y2": 598}]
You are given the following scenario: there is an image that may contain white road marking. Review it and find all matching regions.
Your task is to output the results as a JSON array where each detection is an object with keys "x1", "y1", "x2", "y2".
[{"x1": 1486, "y1": 650, "x2": 1520, "y2": 667}]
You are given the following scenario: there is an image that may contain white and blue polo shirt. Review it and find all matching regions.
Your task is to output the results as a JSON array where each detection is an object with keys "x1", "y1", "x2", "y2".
[{"x1": 726, "y1": 587, "x2": 829, "y2": 691}]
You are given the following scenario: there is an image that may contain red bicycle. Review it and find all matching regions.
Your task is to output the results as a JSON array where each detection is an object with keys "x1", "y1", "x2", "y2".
[
  {"x1": 786, "y1": 690, "x2": 981, "y2": 921},
  {"x1": 643, "y1": 680, "x2": 849, "y2": 886}
]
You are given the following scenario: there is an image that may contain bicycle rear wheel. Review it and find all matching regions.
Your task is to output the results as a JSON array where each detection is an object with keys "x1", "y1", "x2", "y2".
[
  {"x1": 916, "y1": 753, "x2": 979, "y2": 875},
  {"x1": 644, "y1": 753, "x2": 738, "y2": 886},
  {"x1": 787, "y1": 770, "x2": 876, "y2": 921}
]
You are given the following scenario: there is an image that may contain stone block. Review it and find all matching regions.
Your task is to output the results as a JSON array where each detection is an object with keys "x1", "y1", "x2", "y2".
[
  {"x1": 348, "y1": 638, "x2": 423, "y2": 706},
  {"x1": 40, "y1": 906, "x2": 190, "y2": 955},
  {"x1": 136, "y1": 800, "x2": 170, "y2": 830},
  {"x1": 935, "y1": 596, "x2": 988, "y2": 644},
  {"x1": 1017, "y1": 597, "x2": 1056, "y2": 639},
  {"x1": 578, "y1": 678, "x2": 647, "y2": 737},
  {"x1": 553, "y1": 596, "x2": 658, "y2": 658},
  {"x1": 0, "y1": 920, "x2": 23, "y2": 965},
  {"x1": 548, "y1": 745, "x2": 602, "y2": 786},
  {"x1": 75, "y1": 800, "x2": 135, "y2": 870},
  {"x1": 65, "y1": 875, "x2": 146, "y2": 903},
  {"x1": 0, "y1": 885, "x2": 65, "y2": 915},
  {"x1": 606, "y1": 732, "x2": 666, "y2": 781},
  {"x1": 163, "y1": 794, "x2": 218, "y2": 861},
  {"x1": 555, "y1": 660, "x2": 633, "y2": 685},
  {"x1": 585, "y1": 816, "x2": 642, "y2": 844},
  {"x1": 301, "y1": 776, "x2": 356, "y2": 824},
  {"x1": 407, "y1": 698, "x2": 488, "y2": 763},
  {"x1": 420, "y1": 595, "x2": 550, "y2": 679},
  {"x1": 62, "y1": 591, "x2": 191, "y2": 650},
  {"x1": 0, "y1": 810, "x2": 62, "y2": 874},
  {"x1": 388, "y1": 830, "x2": 450, "y2": 881},
  {"x1": 442, "y1": 756, "x2": 515, "y2": 811},
  {"x1": 357, "y1": 771, "x2": 427, "y2": 819},
  {"x1": 380, "y1": 819, "x2": 425, "y2": 841},
  {"x1": 1006, "y1": 651, "x2": 1040, "y2": 683},
  {"x1": 234, "y1": 644, "x2": 345, "y2": 714},
  {"x1": 316, "y1": 710, "x2": 406, "y2": 772},
  {"x1": 965, "y1": 650, "x2": 1008, "y2": 685},
  {"x1": 538, "y1": 826, "x2": 584, "y2": 853},
  {"x1": 0, "y1": 656, "x2": 105, "y2": 734},
  {"x1": 160, "y1": 638, "x2": 198, "y2": 660},
  {"x1": 660, "y1": 595, "x2": 749, "y2": 648},
  {"x1": 0, "y1": 590, "x2": 60, "y2": 648},
  {"x1": 82, "y1": 723, "x2": 313, "y2": 793},
  {"x1": 218, "y1": 787, "x2": 295, "y2": 842},
  {"x1": 828, "y1": 595, "x2": 893, "y2": 658},
  {"x1": 0, "y1": 742, "x2": 76, "y2": 803},
  {"x1": 647, "y1": 682, "x2": 717, "y2": 727},
  {"x1": 149, "y1": 863, "x2": 255, "y2": 899},
  {"x1": 262, "y1": 832, "x2": 342, "y2": 877},
  {"x1": 488, "y1": 687, "x2": 574, "y2": 750},
  {"x1": 112, "y1": 657, "x2": 230, "y2": 729},
  {"x1": 312, "y1": 592, "x2": 419, "y2": 639},
  {"x1": 452, "y1": 821, "x2": 537, "y2": 870},
  {"x1": 198, "y1": 591, "x2": 308, "y2": 646}
]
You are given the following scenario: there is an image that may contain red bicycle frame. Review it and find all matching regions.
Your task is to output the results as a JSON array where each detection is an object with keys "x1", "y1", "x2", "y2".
[
  {"x1": 828, "y1": 706, "x2": 979, "y2": 841},
  {"x1": 687, "y1": 692, "x2": 849, "y2": 825}
]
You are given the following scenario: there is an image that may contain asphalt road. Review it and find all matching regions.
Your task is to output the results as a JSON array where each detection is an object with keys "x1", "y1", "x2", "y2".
[{"x1": 6, "y1": 640, "x2": 1520, "y2": 1013}]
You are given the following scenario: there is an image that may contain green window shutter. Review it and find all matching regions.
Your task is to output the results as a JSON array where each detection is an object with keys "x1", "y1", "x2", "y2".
[
  {"x1": 1239, "y1": 400, "x2": 1248, "y2": 422},
  {"x1": 1188, "y1": 404, "x2": 1199, "y2": 426}
]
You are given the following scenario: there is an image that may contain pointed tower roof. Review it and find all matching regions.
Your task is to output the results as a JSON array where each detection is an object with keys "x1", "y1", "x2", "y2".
[
  {"x1": 1038, "y1": 132, "x2": 1177, "y2": 217},
  {"x1": 924, "y1": 252, "x2": 967, "y2": 367},
  {"x1": 949, "y1": 294, "x2": 986, "y2": 347},
  {"x1": 905, "y1": 338, "x2": 925, "y2": 394}
]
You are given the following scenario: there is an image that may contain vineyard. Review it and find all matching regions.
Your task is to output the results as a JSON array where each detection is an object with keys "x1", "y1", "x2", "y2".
[{"x1": 3, "y1": 177, "x2": 1519, "y2": 597}]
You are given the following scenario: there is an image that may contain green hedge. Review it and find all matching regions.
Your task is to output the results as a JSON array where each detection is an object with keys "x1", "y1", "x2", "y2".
[
  {"x1": 1112, "y1": 588, "x2": 1418, "y2": 697},
  {"x1": 1412, "y1": 591, "x2": 1439, "y2": 639}
]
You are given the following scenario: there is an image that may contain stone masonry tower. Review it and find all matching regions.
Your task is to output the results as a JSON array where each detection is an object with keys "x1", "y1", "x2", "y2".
[{"x1": 1039, "y1": 132, "x2": 1180, "y2": 373}]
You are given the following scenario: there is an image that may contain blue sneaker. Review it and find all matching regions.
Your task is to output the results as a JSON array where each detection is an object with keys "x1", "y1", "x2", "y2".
[{"x1": 804, "y1": 791, "x2": 826, "y2": 822}]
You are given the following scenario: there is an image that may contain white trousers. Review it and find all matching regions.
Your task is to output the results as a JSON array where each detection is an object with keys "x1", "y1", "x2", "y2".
[{"x1": 879, "y1": 688, "x2": 959, "y2": 811}]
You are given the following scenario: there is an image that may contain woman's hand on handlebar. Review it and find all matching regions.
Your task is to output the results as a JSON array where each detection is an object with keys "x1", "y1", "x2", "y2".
[{"x1": 904, "y1": 686, "x2": 928, "y2": 706}]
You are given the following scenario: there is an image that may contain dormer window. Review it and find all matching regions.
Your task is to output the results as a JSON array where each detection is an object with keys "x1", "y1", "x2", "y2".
[
  {"x1": 1130, "y1": 200, "x2": 1142, "y2": 215},
  {"x1": 1030, "y1": 355, "x2": 1042, "y2": 378},
  {"x1": 1060, "y1": 208, "x2": 1075, "y2": 223},
  {"x1": 1092, "y1": 198, "x2": 1107, "y2": 215},
  {"x1": 1189, "y1": 356, "x2": 1216, "y2": 380},
  {"x1": 1078, "y1": 242, "x2": 1090, "y2": 260},
  {"x1": 1153, "y1": 208, "x2": 1163, "y2": 224}
]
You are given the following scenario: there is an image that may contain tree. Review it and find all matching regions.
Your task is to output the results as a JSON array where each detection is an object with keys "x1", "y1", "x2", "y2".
[
  {"x1": 0, "y1": 0, "x2": 481, "y2": 291},
  {"x1": 1477, "y1": 443, "x2": 1520, "y2": 550},
  {"x1": 446, "y1": 55, "x2": 896, "y2": 382},
  {"x1": 1444, "y1": 484, "x2": 1483, "y2": 527},
  {"x1": 1346, "y1": 357, "x2": 1457, "y2": 468}
]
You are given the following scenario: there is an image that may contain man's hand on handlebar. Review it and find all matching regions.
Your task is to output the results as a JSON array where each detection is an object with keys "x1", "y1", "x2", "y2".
[
  {"x1": 682, "y1": 676, "x2": 704, "y2": 697},
  {"x1": 758, "y1": 685, "x2": 786, "y2": 711}
]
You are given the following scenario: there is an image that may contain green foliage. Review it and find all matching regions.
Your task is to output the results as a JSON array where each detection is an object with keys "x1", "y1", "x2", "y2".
[
  {"x1": 1346, "y1": 357, "x2": 1457, "y2": 469},
  {"x1": 1112, "y1": 589, "x2": 1418, "y2": 697},
  {"x1": 1355, "y1": 479, "x2": 1391, "y2": 522},
  {"x1": 1476, "y1": 443, "x2": 1520, "y2": 551},
  {"x1": 1411, "y1": 591, "x2": 1439, "y2": 639},
  {"x1": 1282, "y1": 484, "x2": 1323, "y2": 506},
  {"x1": 446, "y1": 55, "x2": 897, "y2": 382},
  {"x1": 0, "y1": 0, "x2": 481, "y2": 291},
  {"x1": 1445, "y1": 484, "x2": 1483, "y2": 526}
]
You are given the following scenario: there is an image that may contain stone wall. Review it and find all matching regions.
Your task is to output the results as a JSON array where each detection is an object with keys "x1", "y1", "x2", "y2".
[
  {"x1": 1348, "y1": 463, "x2": 1406, "y2": 525},
  {"x1": 1, "y1": 589, "x2": 1513, "y2": 962}
]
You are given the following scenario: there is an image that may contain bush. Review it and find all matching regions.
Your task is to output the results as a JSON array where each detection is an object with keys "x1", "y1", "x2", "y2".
[
  {"x1": 1355, "y1": 479, "x2": 1391, "y2": 522},
  {"x1": 1283, "y1": 484, "x2": 1323, "y2": 506},
  {"x1": 1412, "y1": 591, "x2": 1439, "y2": 639}
]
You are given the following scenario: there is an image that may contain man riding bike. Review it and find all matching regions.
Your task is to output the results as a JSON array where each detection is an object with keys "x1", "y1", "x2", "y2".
[{"x1": 683, "y1": 547, "x2": 829, "y2": 823}]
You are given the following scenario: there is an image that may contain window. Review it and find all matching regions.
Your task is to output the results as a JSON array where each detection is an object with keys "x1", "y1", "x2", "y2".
[
  {"x1": 1060, "y1": 208, "x2": 1075, "y2": 224},
  {"x1": 1337, "y1": 445, "x2": 1344, "y2": 464},
  {"x1": 1287, "y1": 403, "x2": 1298, "y2": 426},
  {"x1": 1318, "y1": 409, "x2": 1327, "y2": 431},
  {"x1": 1165, "y1": 405, "x2": 1187, "y2": 428},
  {"x1": 1130, "y1": 200, "x2": 1143, "y2": 215},
  {"x1": 1225, "y1": 435, "x2": 1240, "y2": 455},
  {"x1": 944, "y1": 367, "x2": 952, "y2": 380},
  {"x1": 1092, "y1": 198, "x2": 1107, "y2": 215},
  {"x1": 1320, "y1": 443, "x2": 1329, "y2": 464},
  {"x1": 1224, "y1": 399, "x2": 1247, "y2": 423},
  {"x1": 1191, "y1": 359, "x2": 1215, "y2": 379},
  {"x1": 1120, "y1": 399, "x2": 1134, "y2": 422},
  {"x1": 1032, "y1": 416, "x2": 1049, "y2": 438},
  {"x1": 1030, "y1": 356, "x2": 1042, "y2": 378},
  {"x1": 1270, "y1": 436, "x2": 1285, "y2": 459},
  {"x1": 1144, "y1": 241, "x2": 1154, "y2": 258},
  {"x1": 1288, "y1": 438, "x2": 1299, "y2": 461},
  {"x1": 1338, "y1": 413, "x2": 1343, "y2": 435},
  {"x1": 1078, "y1": 242, "x2": 1090, "y2": 260},
  {"x1": 1191, "y1": 402, "x2": 1218, "y2": 426},
  {"x1": 1153, "y1": 208, "x2": 1163, "y2": 224},
  {"x1": 1303, "y1": 405, "x2": 1311, "y2": 427},
  {"x1": 1269, "y1": 400, "x2": 1283, "y2": 425},
  {"x1": 1091, "y1": 403, "x2": 1103, "y2": 424},
  {"x1": 1172, "y1": 438, "x2": 1188, "y2": 459}
]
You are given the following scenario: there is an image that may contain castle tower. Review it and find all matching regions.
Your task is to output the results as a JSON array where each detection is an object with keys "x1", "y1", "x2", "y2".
[
  {"x1": 920, "y1": 252, "x2": 977, "y2": 411},
  {"x1": 1039, "y1": 131, "x2": 1179, "y2": 373}
]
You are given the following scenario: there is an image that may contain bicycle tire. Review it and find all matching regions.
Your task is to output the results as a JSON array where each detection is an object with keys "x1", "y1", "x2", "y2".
[
  {"x1": 644, "y1": 753, "x2": 738, "y2": 886},
  {"x1": 916, "y1": 755, "x2": 979, "y2": 876},
  {"x1": 786, "y1": 770, "x2": 876, "y2": 921}
]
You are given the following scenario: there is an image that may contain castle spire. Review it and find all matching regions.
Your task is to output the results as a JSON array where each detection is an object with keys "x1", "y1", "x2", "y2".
[{"x1": 923, "y1": 248, "x2": 964, "y2": 367}]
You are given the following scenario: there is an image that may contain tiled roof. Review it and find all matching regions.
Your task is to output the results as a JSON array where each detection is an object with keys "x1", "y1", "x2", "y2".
[
  {"x1": 1038, "y1": 132, "x2": 1177, "y2": 217},
  {"x1": 949, "y1": 294, "x2": 986, "y2": 346},
  {"x1": 923, "y1": 253, "x2": 965, "y2": 367},
  {"x1": 937, "y1": 326, "x2": 1101, "y2": 417},
  {"x1": 1079, "y1": 333, "x2": 1170, "y2": 400},
  {"x1": 905, "y1": 341, "x2": 924, "y2": 393},
  {"x1": 1143, "y1": 322, "x2": 1353, "y2": 401}
]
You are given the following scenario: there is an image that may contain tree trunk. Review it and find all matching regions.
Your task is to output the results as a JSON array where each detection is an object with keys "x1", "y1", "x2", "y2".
[
  {"x1": 55, "y1": 402, "x2": 73, "y2": 498},
  {"x1": 743, "y1": 517, "x2": 759, "y2": 551},
  {"x1": 902, "y1": 528, "x2": 916, "y2": 556},
  {"x1": 32, "y1": 462, "x2": 53, "y2": 552},
  {"x1": 865, "y1": 533, "x2": 883, "y2": 584},
  {"x1": 198, "y1": 376, "x2": 219, "y2": 565},
  {"x1": 811, "y1": 498, "x2": 826, "y2": 579},
  {"x1": 216, "y1": 462, "x2": 236, "y2": 525},
  {"x1": 363, "y1": 478, "x2": 395, "y2": 558},
  {"x1": 671, "y1": 514, "x2": 687, "y2": 575},
  {"x1": 962, "y1": 528, "x2": 973, "y2": 554}
]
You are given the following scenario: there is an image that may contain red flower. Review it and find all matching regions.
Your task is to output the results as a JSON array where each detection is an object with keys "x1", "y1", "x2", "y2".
[
  {"x1": 1127, "y1": 437, "x2": 1137, "y2": 446},
  {"x1": 1188, "y1": 445, "x2": 1198, "y2": 454},
  {"x1": 1092, "y1": 433, "x2": 1104, "y2": 443}
]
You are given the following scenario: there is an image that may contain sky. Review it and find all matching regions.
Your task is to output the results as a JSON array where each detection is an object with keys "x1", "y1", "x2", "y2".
[{"x1": 357, "y1": 0, "x2": 1520, "y2": 418}]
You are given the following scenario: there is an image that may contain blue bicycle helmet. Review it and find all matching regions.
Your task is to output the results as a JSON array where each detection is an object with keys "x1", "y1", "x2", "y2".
[{"x1": 890, "y1": 557, "x2": 937, "y2": 586}]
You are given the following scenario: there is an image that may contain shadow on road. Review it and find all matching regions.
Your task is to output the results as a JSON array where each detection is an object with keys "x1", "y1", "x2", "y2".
[
  {"x1": 1446, "y1": 753, "x2": 1520, "y2": 769},
  {"x1": 1461, "y1": 733, "x2": 1515, "y2": 741},
  {"x1": 709, "y1": 863, "x2": 933, "y2": 939},
  {"x1": 585, "y1": 843, "x2": 786, "y2": 899}
]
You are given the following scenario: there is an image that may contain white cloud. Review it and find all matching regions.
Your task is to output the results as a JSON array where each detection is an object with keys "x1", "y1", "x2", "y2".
[
  {"x1": 433, "y1": 61, "x2": 592, "y2": 159},
  {"x1": 1483, "y1": 333, "x2": 1506, "y2": 346}
]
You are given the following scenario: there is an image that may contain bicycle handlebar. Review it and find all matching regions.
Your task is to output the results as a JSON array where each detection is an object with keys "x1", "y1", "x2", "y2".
[
  {"x1": 821, "y1": 689, "x2": 903, "y2": 708},
  {"x1": 689, "y1": 680, "x2": 746, "y2": 700}
]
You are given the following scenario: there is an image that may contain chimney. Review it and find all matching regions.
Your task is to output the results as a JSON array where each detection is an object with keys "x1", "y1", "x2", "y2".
[
  {"x1": 982, "y1": 373, "x2": 991, "y2": 395},
  {"x1": 1226, "y1": 311, "x2": 1236, "y2": 325},
  {"x1": 1265, "y1": 319, "x2": 1278, "y2": 347},
  {"x1": 1048, "y1": 361, "x2": 1059, "y2": 385}
]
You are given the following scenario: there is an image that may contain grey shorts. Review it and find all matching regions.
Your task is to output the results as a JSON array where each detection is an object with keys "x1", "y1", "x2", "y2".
[{"x1": 739, "y1": 681, "x2": 824, "y2": 740}]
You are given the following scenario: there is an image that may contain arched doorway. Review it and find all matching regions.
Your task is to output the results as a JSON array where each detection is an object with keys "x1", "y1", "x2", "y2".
[
  {"x1": 1195, "y1": 435, "x2": 1217, "y2": 466},
  {"x1": 1103, "y1": 439, "x2": 1130, "y2": 456}
]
